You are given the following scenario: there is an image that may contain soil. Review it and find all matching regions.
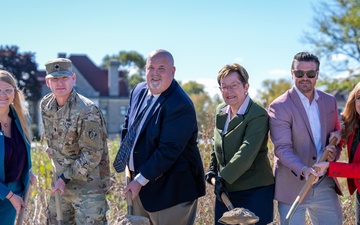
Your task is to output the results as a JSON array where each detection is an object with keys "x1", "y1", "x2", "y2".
[
  {"x1": 117, "y1": 215, "x2": 150, "y2": 225},
  {"x1": 218, "y1": 207, "x2": 259, "y2": 225}
]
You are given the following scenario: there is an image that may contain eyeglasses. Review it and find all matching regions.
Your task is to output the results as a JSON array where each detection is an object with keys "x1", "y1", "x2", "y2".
[
  {"x1": 219, "y1": 82, "x2": 242, "y2": 92},
  {"x1": 292, "y1": 70, "x2": 318, "y2": 78},
  {"x1": 0, "y1": 88, "x2": 14, "y2": 95}
]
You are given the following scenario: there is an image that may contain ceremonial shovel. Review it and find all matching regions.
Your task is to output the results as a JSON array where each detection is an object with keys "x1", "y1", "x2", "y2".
[
  {"x1": 51, "y1": 160, "x2": 63, "y2": 225},
  {"x1": 117, "y1": 166, "x2": 150, "y2": 225},
  {"x1": 211, "y1": 177, "x2": 259, "y2": 225},
  {"x1": 284, "y1": 137, "x2": 338, "y2": 225},
  {"x1": 16, "y1": 185, "x2": 31, "y2": 225}
]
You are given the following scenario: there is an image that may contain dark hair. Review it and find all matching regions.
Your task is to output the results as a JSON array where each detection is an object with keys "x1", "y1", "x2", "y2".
[
  {"x1": 217, "y1": 63, "x2": 249, "y2": 85},
  {"x1": 291, "y1": 52, "x2": 320, "y2": 71}
]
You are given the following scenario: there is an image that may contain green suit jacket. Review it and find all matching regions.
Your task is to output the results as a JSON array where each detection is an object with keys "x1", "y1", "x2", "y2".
[{"x1": 211, "y1": 99, "x2": 274, "y2": 192}]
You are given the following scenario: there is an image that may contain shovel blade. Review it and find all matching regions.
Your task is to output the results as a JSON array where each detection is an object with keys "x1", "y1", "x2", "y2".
[{"x1": 218, "y1": 207, "x2": 259, "y2": 225}]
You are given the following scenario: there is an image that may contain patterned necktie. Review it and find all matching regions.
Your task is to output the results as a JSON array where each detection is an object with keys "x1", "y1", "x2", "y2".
[{"x1": 113, "y1": 95, "x2": 154, "y2": 172}]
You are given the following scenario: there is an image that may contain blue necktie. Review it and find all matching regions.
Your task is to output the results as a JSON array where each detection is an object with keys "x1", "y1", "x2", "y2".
[{"x1": 113, "y1": 95, "x2": 154, "y2": 172}]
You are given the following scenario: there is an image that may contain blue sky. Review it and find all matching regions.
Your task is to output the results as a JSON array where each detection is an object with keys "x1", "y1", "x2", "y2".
[{"x1": 2, "y1": 0, "x2": 318, "y2": 99}]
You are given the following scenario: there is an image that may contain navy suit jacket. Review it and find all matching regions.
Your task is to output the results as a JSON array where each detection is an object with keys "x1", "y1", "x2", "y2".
[{"x1": 121, "y1": 80, "x2": 205, "y2": 212}]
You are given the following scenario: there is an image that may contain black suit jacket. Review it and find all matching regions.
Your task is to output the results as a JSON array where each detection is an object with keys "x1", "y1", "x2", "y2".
[{"x1": 121, "y1": 80, "x2": 206, "y2": 212}]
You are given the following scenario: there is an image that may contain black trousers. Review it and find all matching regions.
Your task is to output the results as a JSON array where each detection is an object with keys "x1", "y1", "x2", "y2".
[{"x1": 214, "y1": 184, "x2": 274, "y2": 225}]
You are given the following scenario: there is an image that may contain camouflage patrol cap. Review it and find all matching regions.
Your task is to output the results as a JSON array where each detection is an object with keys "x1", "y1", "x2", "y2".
[{"x1": 45, "y1": 58, "x2": 73, "y2": 78}]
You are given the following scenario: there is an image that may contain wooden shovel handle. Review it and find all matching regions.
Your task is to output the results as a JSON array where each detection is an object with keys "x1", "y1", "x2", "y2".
[
  {"x1": 297, "y1": 137, "x2": 338, "y2": 203},
  {"x1": 51, "y1": 161, "x2": 63, "y2": 225},
  {"x1": 54, "y1": 191, "x2": 63, "y2": 224},
  {"x1": 285, "y1": 137, "x2": 338, "y2": 225},
  {"x1": 211, "y1": 177, "x2": 234, "y2": 210},
  {"x1": 16, "y1": 185, "x2": 31, "y2": 225},
  {"x1": 125, "y1": 165, "x2": 133, "y2": 215}
]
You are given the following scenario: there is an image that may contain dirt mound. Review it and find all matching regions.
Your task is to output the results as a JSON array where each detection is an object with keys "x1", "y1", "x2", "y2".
[
  {"x1": 218, "y1": 207, "x2": 259, "y2": 225},
  {"x1": 117, "y1": 215, "x2": 150, "y2": 225}
]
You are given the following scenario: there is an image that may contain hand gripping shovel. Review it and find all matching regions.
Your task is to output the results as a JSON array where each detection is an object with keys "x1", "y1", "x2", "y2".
[
  {"x1": 211, "y1": 177, "x2": 259, "y2": 225},
  {"x1": 16, "y1": 185, "x2": 31, "y2": 225},
  {"x1": 118, "y1": 166, "x2": 150, "y2": 225},
  {"x1": 284, "y1": 137, "x2": 338, "y2": 225},
  {"x1": 125, "y1": 165, "x2": 133, "y2": 215},
  {"x1": 51, "y1": 160, "x2": 63, "y2": 225}
]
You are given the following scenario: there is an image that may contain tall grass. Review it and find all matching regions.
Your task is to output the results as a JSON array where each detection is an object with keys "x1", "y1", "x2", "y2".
[{"x1": 18, "y1": 120, "x2": 355, "y2": 224}]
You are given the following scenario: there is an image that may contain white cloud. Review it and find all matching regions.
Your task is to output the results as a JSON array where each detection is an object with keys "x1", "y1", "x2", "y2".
[
  {"x1": 333, "y1": 71, "x2": 350, "y2": 79},
  {"x1": 233, "y1": 57, "x2": 244, "y2": 63},
  {"x1": 195, "y1": 78, "x2": 221, "y2": 98},
  {"x1": 248, "y1": 87, "x2": 258, "y2": 98},
  {"x1": 182, "y1": 78, "x2": 221, "y2": 98},
  {"x1": 330, "y1": 54, "x2": 347, "y2": 61},
  {"x1": 128, "y1": 66, "x2": 139, "y2": 76}
]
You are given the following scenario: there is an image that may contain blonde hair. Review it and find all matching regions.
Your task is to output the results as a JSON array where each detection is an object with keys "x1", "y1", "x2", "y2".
[
  {"x1": 0, "y1": 69, "x2": 32, "y2": 142},
  {"x1": 341, "y1": 82, "x2": 360, "y2": 141}
]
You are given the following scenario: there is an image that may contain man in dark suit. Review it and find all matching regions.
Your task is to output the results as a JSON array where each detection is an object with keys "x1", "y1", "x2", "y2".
[
  {"x1": 114, "y1": 49, "x2": 205, "y2": 225},
  {"x1": 268, "y1": 52, "x2": 343, "y2": 225}
]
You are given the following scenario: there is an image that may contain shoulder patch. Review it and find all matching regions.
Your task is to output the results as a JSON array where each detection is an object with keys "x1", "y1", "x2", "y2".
[{"x1": 87, "y1": 128, "x2": 98, "y2": 140}]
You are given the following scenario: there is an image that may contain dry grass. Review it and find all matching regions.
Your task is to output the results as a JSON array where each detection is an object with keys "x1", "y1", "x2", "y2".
[{"x1": 18, "y1": 125, "x2": 356, "y2": 224}]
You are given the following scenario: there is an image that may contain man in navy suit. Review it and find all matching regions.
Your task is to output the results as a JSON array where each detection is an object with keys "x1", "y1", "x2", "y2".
[{"x1": 117, "y1": 49, "x2": 205, "y2": 225}]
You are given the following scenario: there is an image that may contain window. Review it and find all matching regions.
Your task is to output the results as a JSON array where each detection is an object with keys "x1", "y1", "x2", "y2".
[{"x1": 120, "y1": 105, "x2": 127, "y2": 115}]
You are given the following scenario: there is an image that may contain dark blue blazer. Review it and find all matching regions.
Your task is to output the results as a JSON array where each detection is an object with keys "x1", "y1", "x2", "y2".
[{"x1": 121, "y1": 80, "x2": 205, "y2": 212}]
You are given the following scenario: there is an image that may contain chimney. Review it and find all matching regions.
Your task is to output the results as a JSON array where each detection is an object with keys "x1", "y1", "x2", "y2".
[
  {"x1": 108, "y1": 59, "x2": 120, "y2": 96},
  {"x1": 58, "y1": 53, "x2": 66, "y2": 58}
]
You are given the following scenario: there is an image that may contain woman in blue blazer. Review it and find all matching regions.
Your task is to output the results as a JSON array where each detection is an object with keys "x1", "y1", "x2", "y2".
[{"x1": 0, "y1": 69, "x2": 36, "y2": 224}]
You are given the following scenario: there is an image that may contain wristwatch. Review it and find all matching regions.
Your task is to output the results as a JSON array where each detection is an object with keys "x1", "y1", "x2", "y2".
[{"x1": 59, "y1": 174, "x2": 71, "y2": 184}]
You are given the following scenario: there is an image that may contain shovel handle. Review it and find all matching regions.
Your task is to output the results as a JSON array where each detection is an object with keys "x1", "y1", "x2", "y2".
[
  {"x1": 221, "y1": 193, "x2": 234, "y2": 210},
  {"x1": 51, "y1": 160, "x2": 63, "y2": 225},
  {"x1": 125, "y1": 166, "x2": 133, "y2": 215},
  {"x1": 16, "y1": 185, "x2": 31, "y2": 225},
  {"x1": 211, "y1": 177, "x2": 234, "y2": 210},
  {"x1": 285, "y1": 137, "x2": 338, "y2": 225},
  {"x1": 55, "y1": 191, "x2": 63, "y2": 224}
]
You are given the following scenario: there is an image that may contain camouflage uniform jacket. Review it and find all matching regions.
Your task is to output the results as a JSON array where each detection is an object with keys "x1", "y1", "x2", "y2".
[{"x1": 40, "y1": 90, "x2": 110, "y2": 195}]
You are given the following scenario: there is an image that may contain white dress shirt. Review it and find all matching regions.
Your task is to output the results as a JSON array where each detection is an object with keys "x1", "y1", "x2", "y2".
[
  {"x1": 294, "y1": 86, "x2": 322, "y2": 160},
  {"x1": 129, "y1": 91, "x2": 159, "y2": 186},
  {"x1": 221, "y1": 95, "x2": 250, "y2": 135}
]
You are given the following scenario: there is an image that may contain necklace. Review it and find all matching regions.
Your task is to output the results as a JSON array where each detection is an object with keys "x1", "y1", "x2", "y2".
[
  {"x1": 0, "y1": 113, "x2": 10, "y2": 128},
  {"x1": 1, "y1": 118, "x2": 9, "y2": 128}
]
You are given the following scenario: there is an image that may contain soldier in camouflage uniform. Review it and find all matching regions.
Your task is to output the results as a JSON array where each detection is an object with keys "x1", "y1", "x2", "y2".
[{"x1": 40, "y1": 58, "x2": 110, "y2": 224}]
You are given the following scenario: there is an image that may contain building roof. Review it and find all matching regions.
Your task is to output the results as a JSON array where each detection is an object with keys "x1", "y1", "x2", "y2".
[{"x1": 35, "y1": 54, "x2": 129, "y2": 97}]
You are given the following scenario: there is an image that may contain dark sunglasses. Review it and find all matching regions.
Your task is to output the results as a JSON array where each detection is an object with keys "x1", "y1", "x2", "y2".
[{"x1": 292, "y1": 70, "x2": 318, "y2": 78}]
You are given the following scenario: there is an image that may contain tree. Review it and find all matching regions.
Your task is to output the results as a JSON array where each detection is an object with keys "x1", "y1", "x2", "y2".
[
  {"x1": 258, "y1": 79, "x2": 292, "y2": 107},
  {"x1": 102, "y1": 51, "x2": 146, "y2": 89},
  {"x1": 180, "y1": 81, "x2": 221, "y2": 133},
  {"x1": 303, "y1": 0, "x2": 360, "y2": 75},
  {"x1": 128, "y1": 74, "x2": 145, "y2": 89},
  {"x1": 102, "y1": 50, "x2": 146, "y2": 71},
  {"x1": 182, "y1": 81, "x2": 205, "y2": 95},
  {"x1": 317, "y1": 75, "x2": 360, "y2": 93},
  {"x1": 0, "y1": 45, "x2": 41, "y2": 102}
]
